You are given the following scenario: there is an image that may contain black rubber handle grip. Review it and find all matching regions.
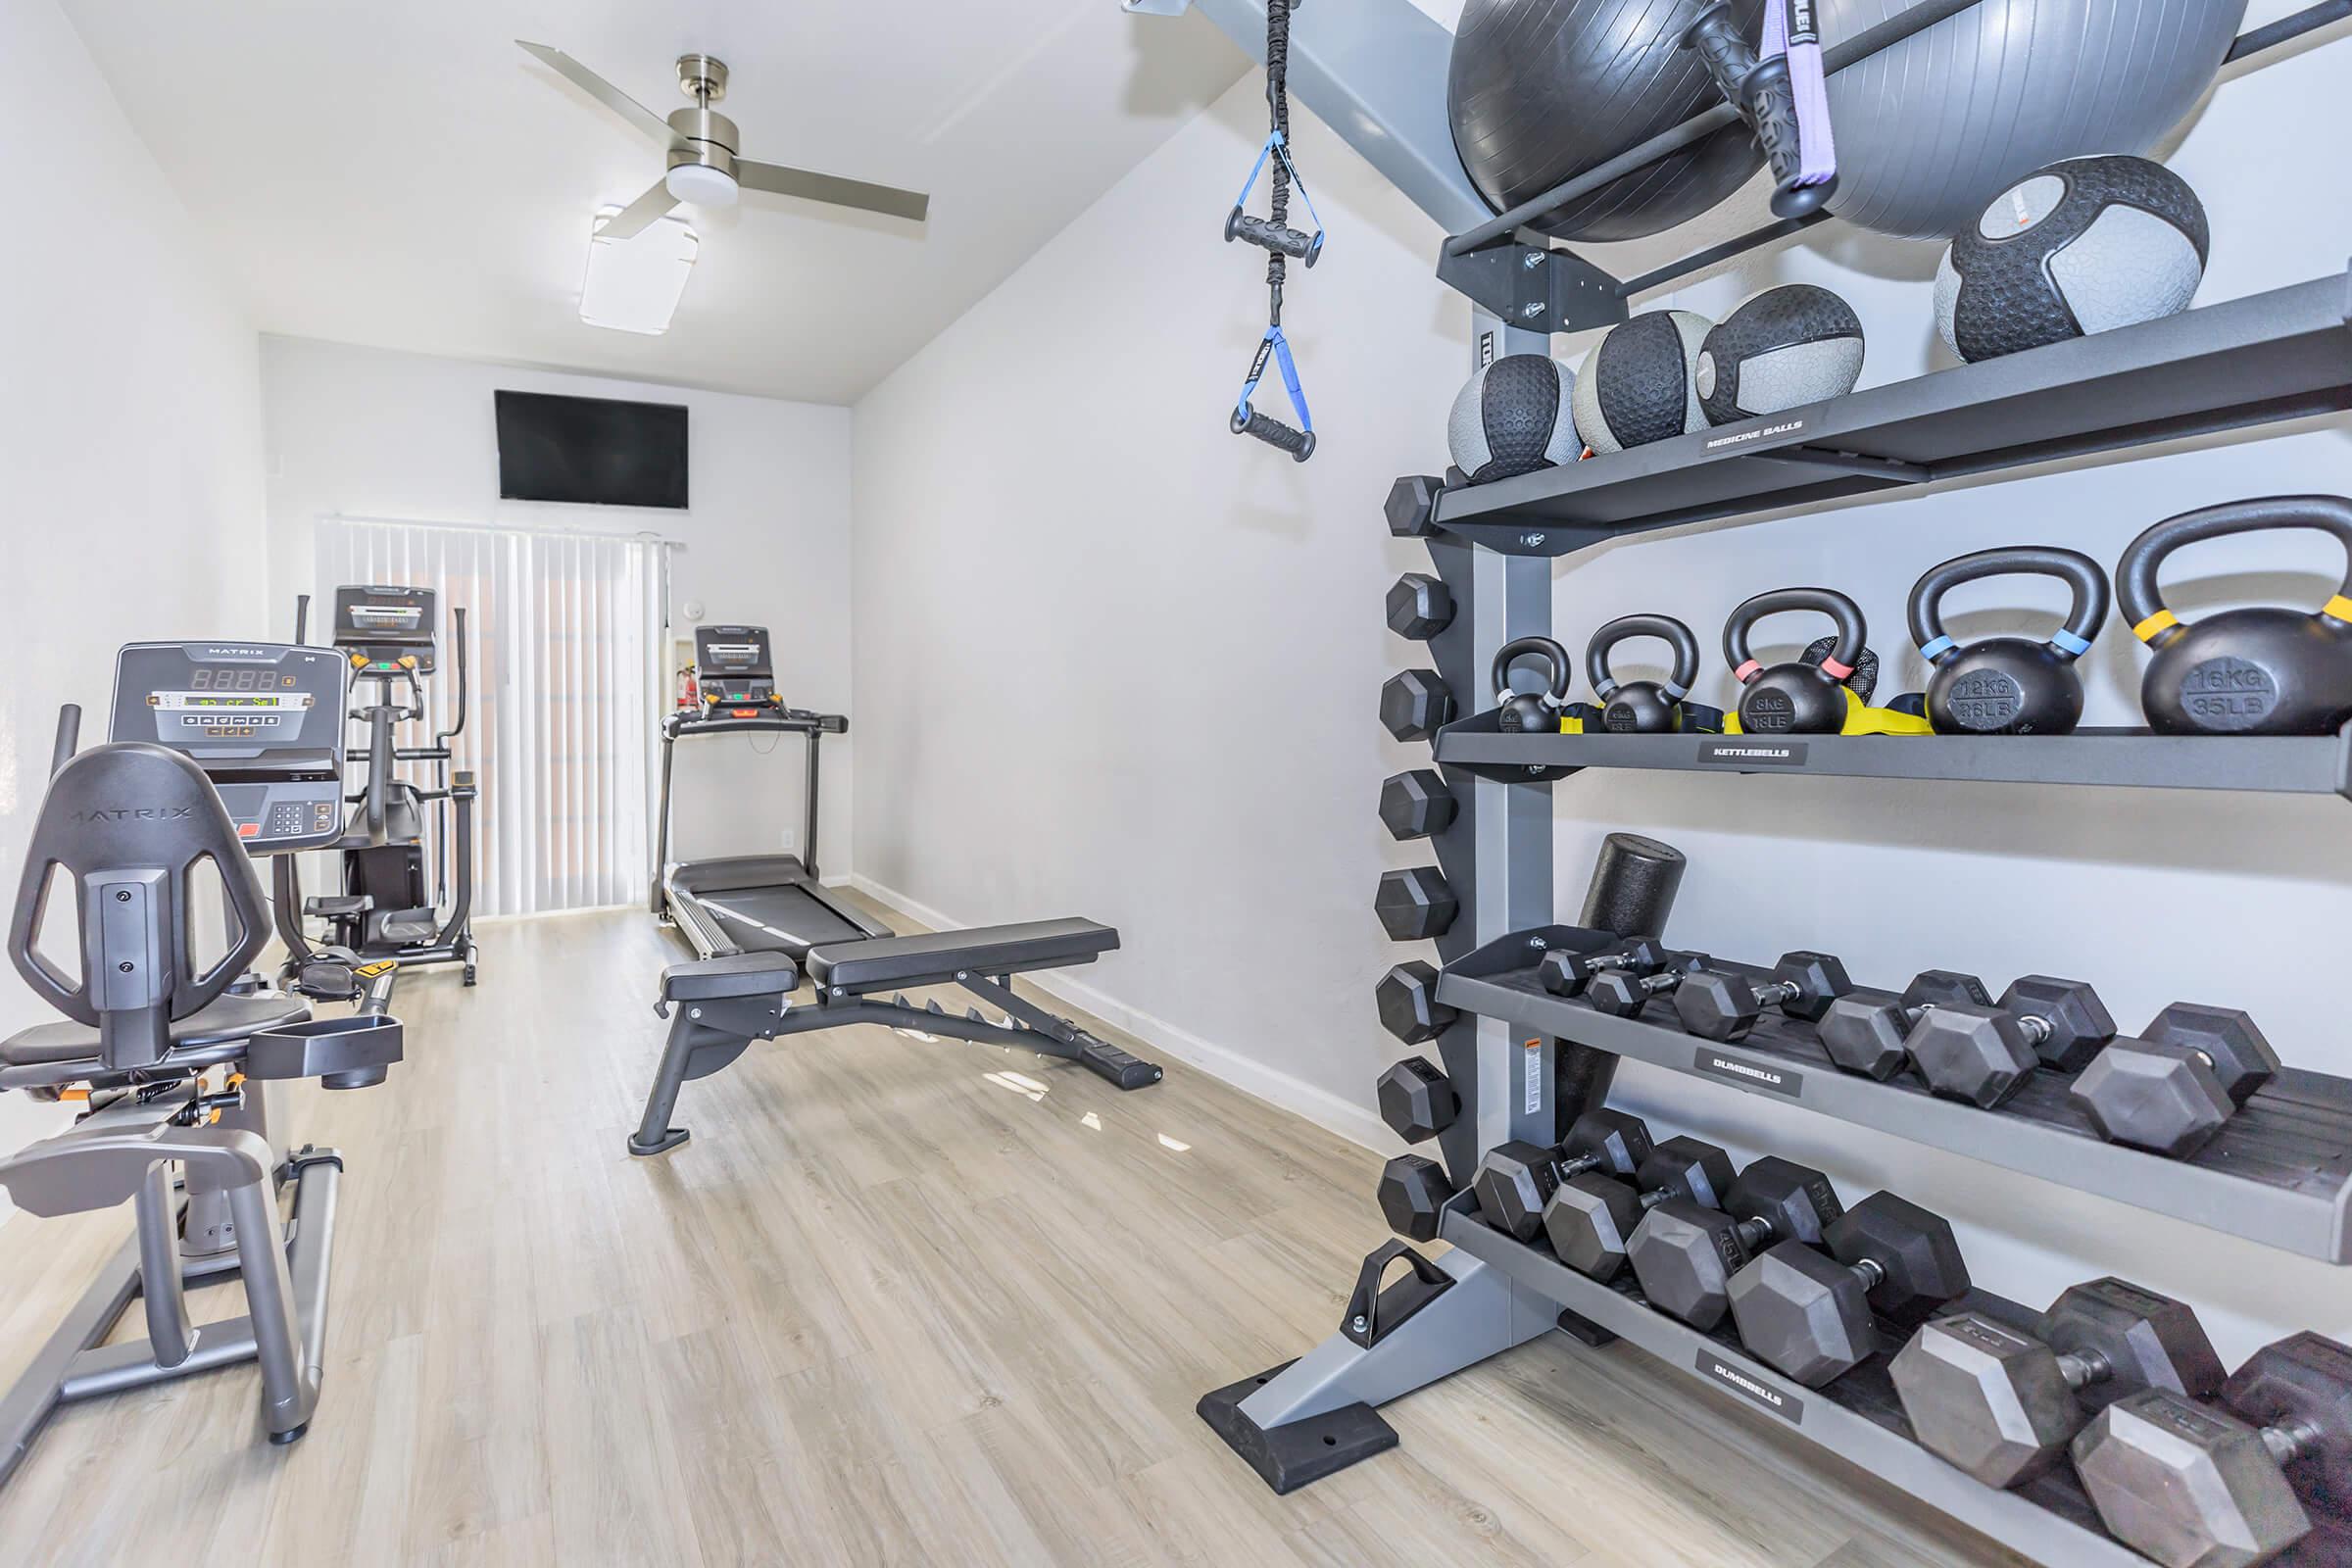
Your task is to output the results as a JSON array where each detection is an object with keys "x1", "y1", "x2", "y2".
[
  {"x1": 1907, "y1": 546, "x2": 2111, "y2": 664},
  {"x1": 1231, "y1": 408, "x2": 1316, "y2": 462},
  {"x1": 1226, "y1": 210, "x2": 1322, "y2": 266},
  {"x1": 2117, "y1": 494, "x2": 2352, "y2": 645},
  {"x1": 1494, "y1": 636, "x2": 1575, "y2": 704},
  {"x1": 1587, "y1": 614, "x2": 1702, "y2": 699},
  {"x1": 1723, "y1": 587, "x2": 1867, "y2": 676},
  {"x1": 1680, "y1": 3, "x2": 1830, "y2": 220}
]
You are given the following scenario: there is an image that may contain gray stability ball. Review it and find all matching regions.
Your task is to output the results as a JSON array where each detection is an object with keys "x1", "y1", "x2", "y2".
[{"x1": 1817, "y1": 0, "x2": 2245, "y2": 240}]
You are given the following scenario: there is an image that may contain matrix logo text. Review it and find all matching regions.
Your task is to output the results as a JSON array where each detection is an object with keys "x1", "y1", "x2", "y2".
[{"x1": 73, "y1": 807, "x2": 194, "y2": 823}]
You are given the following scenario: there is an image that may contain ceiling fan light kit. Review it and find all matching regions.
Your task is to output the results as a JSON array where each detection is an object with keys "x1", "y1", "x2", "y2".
[{"x1": 517, "y1": 39, "x2": 931, "y2": 268}]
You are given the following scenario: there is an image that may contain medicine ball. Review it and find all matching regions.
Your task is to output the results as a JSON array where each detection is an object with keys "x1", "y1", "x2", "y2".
[
  {"x1": 1817, "y1": 0, "x2": 2243, "y2": 239},
  {"x1": 1448, "y1": 355, "x2": 1579, "y2": 483},
  {"x1": 1571, "y1": 311, "x2": 1713, "y2": 456},
  {"x1": 1448, "y1": 0, "x2": 1766, "y2": 243},
  {"x1": 1933, "y1": 155, "x2": 2209, "y2": 364},
  {"x1": 1697, "y1": 286, "x2": 1865, "y2": 424}
]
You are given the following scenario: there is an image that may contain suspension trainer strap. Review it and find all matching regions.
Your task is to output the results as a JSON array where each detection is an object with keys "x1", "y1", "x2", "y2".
[{"x1": 1225, "y1": 0, "x2": 1319, "y2": 461}]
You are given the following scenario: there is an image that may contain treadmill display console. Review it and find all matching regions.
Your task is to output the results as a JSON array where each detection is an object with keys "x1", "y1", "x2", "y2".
[
  {"x1": 331, "y1": 584, "x2": 439, "y2": 675},
  {"x1": 111, "y1": 642, "x2": 350, "y2": 852},
  {"x1": 694, "y1": 623, "x2": 780, "y2": 711}
]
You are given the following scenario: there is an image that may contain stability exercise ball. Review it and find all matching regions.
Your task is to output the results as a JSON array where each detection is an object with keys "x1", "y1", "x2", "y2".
[
  {"x1": 1817, "y1": 0, "x2": 2246, "y2": 239},
  {"x1": 1449, "y1": 0, "x2": 1768, "y2": 243}
]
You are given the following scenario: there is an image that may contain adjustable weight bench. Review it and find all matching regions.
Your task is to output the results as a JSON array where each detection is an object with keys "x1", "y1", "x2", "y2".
[{"x1": 627, "y1": 916, "x2": 1163, "y2": 1155}]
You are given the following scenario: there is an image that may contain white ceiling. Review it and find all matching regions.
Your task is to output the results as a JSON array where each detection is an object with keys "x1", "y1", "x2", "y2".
[{"x1": 63, "y1": 0, "x2": 1244, "y2": 404}]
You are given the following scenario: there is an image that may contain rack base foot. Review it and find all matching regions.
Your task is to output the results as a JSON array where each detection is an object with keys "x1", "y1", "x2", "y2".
[{"x1": 1198, "y1": 1362, "x2": 1398, "y2": 1494}]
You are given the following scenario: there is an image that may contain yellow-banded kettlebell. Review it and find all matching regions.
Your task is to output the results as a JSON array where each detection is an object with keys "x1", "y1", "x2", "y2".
[
  {"x1": 2119, "y1": 495, "x2": 2352, "y2": 735},
  {"x1": 1724, "y1": 588, "x2": 1868, "y2": 735},
  {"x1": 1492, "y1": 636, "x2": 1575, "y2": 734}
]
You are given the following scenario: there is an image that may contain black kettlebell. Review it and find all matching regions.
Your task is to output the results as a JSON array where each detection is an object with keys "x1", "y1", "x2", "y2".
[
  {"x1": 1588, "y1": 615, "x2": 1702, "y2": 733},
  {"x1": 2119, "y1": 495, "x2": 2352, "y2": 735},
  {"x1": 1492, "y1": 636, "x2": 1574, "y2": 733},
  {"x1": 1907, "y1": 547, "x2": 2109, "y2": 736},
  {"x1": 1724, "y1": 588, "x2": 1868, "y2": 735}
]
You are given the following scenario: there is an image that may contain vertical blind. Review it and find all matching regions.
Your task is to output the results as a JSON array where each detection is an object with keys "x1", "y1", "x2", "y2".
[{"x1": 315, "y1": 517, "x2": 666, "y2": 916}]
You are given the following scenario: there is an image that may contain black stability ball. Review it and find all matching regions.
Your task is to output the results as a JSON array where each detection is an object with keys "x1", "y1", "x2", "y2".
[{"x1": 1449, "y1": 0, "x2": 1768, "y2": 243}]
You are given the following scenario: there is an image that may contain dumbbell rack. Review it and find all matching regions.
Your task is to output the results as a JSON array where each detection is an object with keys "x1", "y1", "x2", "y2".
[{"x1": 1200, "y1": 261, "x2": 2352, "y2": 1562}]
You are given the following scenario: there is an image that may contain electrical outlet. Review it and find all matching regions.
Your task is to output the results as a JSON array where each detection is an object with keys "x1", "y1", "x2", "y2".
[{"x1": 778, "y1": 829, "x2": 798, "y2": 854}]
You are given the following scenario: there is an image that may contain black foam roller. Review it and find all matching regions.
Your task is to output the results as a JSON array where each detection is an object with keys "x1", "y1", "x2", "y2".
[{"x1": 1578, "y1": 832, "x2": 1686, "y2": 939}]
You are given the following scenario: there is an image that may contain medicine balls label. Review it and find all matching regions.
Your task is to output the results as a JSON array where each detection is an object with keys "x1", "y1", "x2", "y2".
[
  {"x1": 1698, "y1": 739, "x2": 1807, "y2": 767},
  {"x1": 1696, "y1": 1352, "x2": 1802, "y2": 1424},
  {"x1": 2180, "y1": 658, "x2": 2276, "y2": 730},
  {"x1": 1695, "y1": 1051, "x2": 1801, "y2": 1097}
]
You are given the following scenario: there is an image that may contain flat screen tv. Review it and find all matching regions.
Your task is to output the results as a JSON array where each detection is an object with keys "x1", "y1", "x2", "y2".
[{"x1": 495, "y1": 390, "x2": 688, "y2": 509}]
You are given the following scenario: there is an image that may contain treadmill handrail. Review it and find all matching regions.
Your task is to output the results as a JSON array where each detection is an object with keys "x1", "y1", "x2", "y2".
[{"x1": 663, "y1": 710, "x2": 845, "y2": 739}]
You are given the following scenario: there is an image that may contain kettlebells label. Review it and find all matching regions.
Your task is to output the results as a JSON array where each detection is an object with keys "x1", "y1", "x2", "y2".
[
  {"x1": 2180, "y1": 658, "x2": 2276, "y2": 731},
  {"x1": 1695, "y1": 1051, "x2": 1801, "y2": 1097},
  {"x1": 1698, "y1": 739, "x2": 1808, "y2": 767},
  {"x1": 1696, "y1": 1351, "x2": 1802, "y2": 1424}
]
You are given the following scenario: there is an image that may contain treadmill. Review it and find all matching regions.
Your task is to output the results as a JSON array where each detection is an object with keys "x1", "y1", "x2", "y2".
[{"x1": 653, "y1": 624, "x2": 892, "y2": 959}]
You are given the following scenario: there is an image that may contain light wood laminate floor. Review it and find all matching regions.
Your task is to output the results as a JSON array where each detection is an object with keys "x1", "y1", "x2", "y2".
[{"x1": 0, "y1": 897, "x2": 2027, "y2": 1566}]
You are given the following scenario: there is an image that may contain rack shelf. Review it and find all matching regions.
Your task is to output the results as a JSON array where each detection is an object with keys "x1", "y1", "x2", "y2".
[
  {"x1": 1424, "y1": 267, "x2": 2352, "y2": 557},
  {"x1": 1437, "y1": 933, "x2": 2352, "y2": 1262},
  {"x1": 1432, "y1": 711, "x2": 2352, "y2": 796},
  {"x1": 1438, "y1": 1203, "x2": 2352, "y2": 1567}
]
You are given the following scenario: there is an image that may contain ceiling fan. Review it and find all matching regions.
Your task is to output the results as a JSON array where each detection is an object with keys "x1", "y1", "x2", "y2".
[{"x1": 516, "y1": 42, "x2": 930, "y2": 238}]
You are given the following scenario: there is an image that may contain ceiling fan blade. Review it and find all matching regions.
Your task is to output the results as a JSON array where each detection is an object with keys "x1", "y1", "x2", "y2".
[
  {"x1": 595, "y1": 180, "x2": 682, "y2": 241},
  {"x1": 515, "y1": 41, "x2": 680, "y2": 149},
  {"x1": 735, "y1": 159, "x2": 930, "y2": 222}
]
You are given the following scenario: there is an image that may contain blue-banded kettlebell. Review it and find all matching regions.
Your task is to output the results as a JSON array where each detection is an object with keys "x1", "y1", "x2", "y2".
[
  {"x1": 1588, "y1": 615, "x2": 1702, "y2": 733},
  {"x1": 1907, "y1": 547, "x2": 2109, "y2": 736},
  {"x1": 1492, "y1": 636, "x2": 1574, "y2": 733},
  {"x1": 1725, "y1": 589, "x2": 1868, "y2": 735},
  {"x1": 2119, "y1": 495, "x2": 2352, "y2": 735}
]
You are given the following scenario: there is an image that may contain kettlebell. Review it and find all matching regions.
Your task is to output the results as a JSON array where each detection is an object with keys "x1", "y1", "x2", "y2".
[
  {"x1": 1907, "y1": 547, "x2": 2109, "y2": 736},
  {"x1": 1724, "y1": 588, "x2": 1868, "y2": 735},
  {"x1": 2118, "y1": 495, "x2": 2352, "y2": 735},
  {"x1": 1588, "y1": 615, "x2": 1702, "y2": 733},
  {"x1": 1492, "y1": 636, "x2": 1574, "y2": 733}
]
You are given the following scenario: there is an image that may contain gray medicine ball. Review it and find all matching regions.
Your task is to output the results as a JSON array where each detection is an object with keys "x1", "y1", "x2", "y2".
[
  {"x1": 1571, "y1": 311, "x2": 1713, "y2": 455},
  {"x1": 1448, "y1": 355, "x2": 1579, "y2": 482},
  {"x1": 1697, "y1": 285, "x2": 1866, "y2": 424},
  {"x1": 1934, "y1": 155, "x2": 2209, "y2": 364}
]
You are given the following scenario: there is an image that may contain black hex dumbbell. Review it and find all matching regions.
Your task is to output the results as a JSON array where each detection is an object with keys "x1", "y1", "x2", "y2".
[
  {"x1": 1471, "y1": 1109, "x2": 1653, "y2": 1242},
  {"x1": 1386, "y1": 474, "x2": 1442, "y2": 538},
  {"x1": 1890, "y1": 1276, "x2": 2224, "y2": 1489},
  {"x1": 1375, "y1": 865, "x2": 1457, "y2": 941},
  {"x1": 1378, "y1": 769, "x2": 1455, "y2": 841},
  {"x1": 1816, "y1": 970, "x2": 1992, "y2": 1081},
  {"x1": 1539, "y1": 1137, "x2": 1737, "y2": 1280},
  {"x1": 1586, "y1": 954, "x2": 1712, "y2": 1019},
  {"x1": 1377, "y1": 1153, "x2": 1455, "y2": 1243},
  {"x1": 1380, "y1": 669, "x2": 1454, "y2": 742},
  {"x1": 1908, "y1": 975, "x2": 2117, "y2": 1109},
  {"x1": 1727, "y1": 1191, "x2": 1970, "y2": 1387},
  {"x1": 1375, "y1": 1056, "x2": 1456, "y2": 1145},
  {"x1": 1376, "y1": 960, "x2": 1457, "y2": 1045},
  {"x1": 1673, "y1": 952, "x2": 1852, "y2": 1042},
  {"x1": 2074, "y1": 1331, "x2": 2352, "y2": 1568},
  {"x1": 1627, "y1": 1156, "x2": 1843, "y2": 1331},
  {"x1": 1386, "y1": 573, "x2": 1454, "y2": 641},
  {"x1": 2071, "y1": 1004, "x2": 2280, "y2": 1159},
  {"x1": 1537, "y1": 937, "x2": 1685, "y2": 999}
]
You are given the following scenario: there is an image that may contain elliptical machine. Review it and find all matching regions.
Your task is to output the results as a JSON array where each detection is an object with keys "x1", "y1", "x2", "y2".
[{"x1": 281, "y1": 586, "x2": 480, "y2": 985}]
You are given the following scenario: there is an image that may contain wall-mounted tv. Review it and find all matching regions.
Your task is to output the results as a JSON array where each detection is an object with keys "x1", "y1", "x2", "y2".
[{"x1": 495, "y1": 389, "x2": 688, "y2": 509}]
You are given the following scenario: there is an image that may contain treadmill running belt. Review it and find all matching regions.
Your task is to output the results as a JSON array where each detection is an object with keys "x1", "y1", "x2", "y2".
[{"x1": 699, "y1": 885, "x2": 872, "y2": 959}]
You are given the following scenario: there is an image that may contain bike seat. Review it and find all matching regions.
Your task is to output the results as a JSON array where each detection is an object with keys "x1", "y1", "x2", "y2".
[
  {"x1": 305, "y1": 895, "x2": 372, "y2": 917},
  {"x1": 1, "y1": 994, "x2": 313, "y2": 1069}
]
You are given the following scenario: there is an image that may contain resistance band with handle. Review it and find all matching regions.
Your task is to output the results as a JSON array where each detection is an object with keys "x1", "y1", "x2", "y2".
[{"x1": 1226, "y1": 0, "x2": 1321, "y2": 462}]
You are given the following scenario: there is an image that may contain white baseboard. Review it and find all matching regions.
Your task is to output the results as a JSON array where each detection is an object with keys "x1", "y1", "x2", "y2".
[{"x1": 847, "y1": 874, "x2": 1393, "y2": 1154}]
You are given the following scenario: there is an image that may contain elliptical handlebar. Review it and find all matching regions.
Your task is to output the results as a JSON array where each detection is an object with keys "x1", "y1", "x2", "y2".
[
  {"x1": 50, "y1": 705, "x2": 80, "y2": 777},
  {"x1": 364, "y1": 705, "x2": 393, "y2": 841},
  {"x1": 434, "y1": 607, "x2": 469, "y2": 749}
]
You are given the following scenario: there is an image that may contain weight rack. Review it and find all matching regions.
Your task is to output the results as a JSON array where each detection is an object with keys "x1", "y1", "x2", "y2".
[{"x1": 1199, "y1": 255, "x2": 2352, "y2": 1562}]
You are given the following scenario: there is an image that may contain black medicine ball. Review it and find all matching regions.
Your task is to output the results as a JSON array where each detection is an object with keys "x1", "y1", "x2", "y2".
[
  {"x1": 1696, "y1": 285, "x2": 1865, "y2": 424},
  {"x1": 1570, "y1": 311, "x2": 1712, "y2": 455},
  {"x1": 1447, "y1": 354, "x2": 1579, "y2": 482}
]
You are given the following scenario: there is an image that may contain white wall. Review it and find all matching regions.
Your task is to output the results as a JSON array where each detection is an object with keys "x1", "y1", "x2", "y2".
[
  {"x1": 0, "y1": 0, "x2": 269, "y2": 1178},
  {"x1": 260, "y1": 338, "x2": 857, "y2": 876},
  {"x1": 853, "y1": 26, "x2": 2352, "y2": 1365}
]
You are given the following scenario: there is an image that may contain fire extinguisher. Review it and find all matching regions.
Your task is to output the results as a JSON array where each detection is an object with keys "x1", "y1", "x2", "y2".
[{"x1": 675, "y1": 660, "x2": 700, "y2": 710}]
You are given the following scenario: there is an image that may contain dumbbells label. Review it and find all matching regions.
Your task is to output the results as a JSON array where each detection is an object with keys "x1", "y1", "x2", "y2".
[
  {"x1": 1695, "y1": 1352, "x2": 1803, "y2": 1424},
  {"x1": 1694, "y1": 1051, "x2": 1802, "y2": 1098},
  {"x1": 1697, "y1": 740, "x2": 1807, "y2": 767}
]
